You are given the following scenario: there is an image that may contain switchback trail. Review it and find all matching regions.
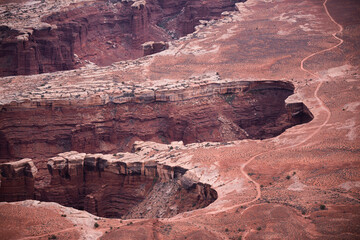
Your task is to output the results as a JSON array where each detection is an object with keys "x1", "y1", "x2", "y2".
[{"x1": 204, "y1": 0, "x2": 344, "y2": 217}]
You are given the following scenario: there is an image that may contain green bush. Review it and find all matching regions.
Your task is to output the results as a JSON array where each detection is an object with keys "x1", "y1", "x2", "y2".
[{"x1": 94, "y1": 222, "x2": 99, "y2": 228}]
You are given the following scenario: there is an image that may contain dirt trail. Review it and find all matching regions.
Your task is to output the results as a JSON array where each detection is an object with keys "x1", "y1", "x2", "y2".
[
  {"x1": 18, "y1": 227, "x2": 79, "y2": 240},
  {"x1": 204, "y1": 0, "x2": 344, "y2": 218},
  {"x1": 235, "y1": 0, "x2": 344, "y2": 238},
  {"x1": 17, "y1": 0, "x2": 345, "y2": 239}
]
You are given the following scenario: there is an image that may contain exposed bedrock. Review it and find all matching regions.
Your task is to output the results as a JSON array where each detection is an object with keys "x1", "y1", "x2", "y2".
[
  {"x1": 0, "y1": 0, "x2": 245, "y2": 77},
  {"x1": 0, "y1": 80, "x2": 313, "y2": 160},
  {"x1": 0, "y1": 1, "x2": 151, "y2": 76},
  {"x1": 0, "y1": 158, "x2": 37, "y2": 202},
  {"x1": 0, "y1": 148, "x2": 218, "y2": 219}
]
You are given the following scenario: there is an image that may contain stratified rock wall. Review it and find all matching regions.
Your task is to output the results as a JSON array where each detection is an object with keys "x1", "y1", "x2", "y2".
[
  {"x1": 0, "y1": 158, "x2": 37, "y2": 201},
  {"x1": 0, "y1": 0, "x2": 244, "y2": 76},
  {"x1": 0, "y1": 1, "x2": 152, "y2": 76},
  {"x1": 0, "y1": 24, "x2": 74, "y2": 76},
  {"x1": 36, "y1": 150, "x2": 216, "y2": 218},
  {"x1": 0, "y1": 80, "x2": 313, "y2": 160}
]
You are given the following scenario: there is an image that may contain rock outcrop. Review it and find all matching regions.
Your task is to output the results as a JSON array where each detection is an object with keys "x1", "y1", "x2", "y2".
[
  {"x1": 0, "y1": 143, "x2": 218, "y2": 219},
  {"x1": 142, "y1": 41, "x2": 169, "y2": 56},
  {"x1": 0, "y1": 0, "x2": 153, "y2": 76},
  {"x1": 0, "y1": 158, "x2": 37, "y2": 201},
  {"x1": 0, "y1": 78, "x2": 313, "y2": 160},
  {"x1": 0, "y1": 0, "x2": 244, "y2": 76},
  {"x1": 158, "y1": 0, "x2": 246, "y2": 36}
]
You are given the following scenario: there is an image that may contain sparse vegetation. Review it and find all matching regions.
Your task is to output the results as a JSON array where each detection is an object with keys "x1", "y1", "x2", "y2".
[
  {"x1": 94, "y1": 222, "x2": 99, "y2": 228},
  {"x1": 286, "y1": 175, "x2": 291, "y2": 180},
  {"x1": 152, "y1": 175, "x2": 159, "y2": 185},
  {"x1": 225, "y1": 228, "x2": 229, "y2": 232},
  {"x1": 61, "y1": 214, "x2": 66, "y2": 217},
  {"x1": 320, "y1": 204, "x2": 326, "y2": 210},
  {"x1": 48, "y1": 235, "x2": 57, "y2": 239},
  {"x1": 257, "y1": 226, "x2": 262, "y2": 231},
  {"x1": 222, "y1": 93, "x2": 236, "y2": 105}
]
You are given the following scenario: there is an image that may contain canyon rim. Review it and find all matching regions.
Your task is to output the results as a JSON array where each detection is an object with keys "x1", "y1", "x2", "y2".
[{"x1": 0, "y1": 0, "x2": 360, "y2": 239}]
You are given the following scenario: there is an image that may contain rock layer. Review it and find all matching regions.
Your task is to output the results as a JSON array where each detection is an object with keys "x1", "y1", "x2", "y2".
[
  {"x1": 0, "y1": 79, "x2": 313, "y2": 160},
  {"x1": 0, "y1": 158, "x2": 37, "y2": 201},
  {"x1": 0, "y1": 144, "x2": 218, "y2": 219},
  {"x1": 0, "y1": 0, "x2": 244, "y2": 76}
]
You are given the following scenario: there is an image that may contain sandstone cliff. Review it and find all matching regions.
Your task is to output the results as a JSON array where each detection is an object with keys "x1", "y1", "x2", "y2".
[
  {"x1": 0, "y1": 77, "x2": 313, "y2": 160},
  {"x1": 0, "y1": 158, "x2": 37, "y2": 201},
  {"x1": 0, "y1": 142, "x2": 218, "y2": 219},
  {"x1": 0, "y1": 0, "x2": 244, "y2": 76},
  {"x1": 0, "y1": 0, "x2": 154, "y2": 76}
]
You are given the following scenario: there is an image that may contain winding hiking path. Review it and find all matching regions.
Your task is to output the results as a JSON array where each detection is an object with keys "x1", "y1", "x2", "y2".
[
  {"x1": 237, "y1": 0, "x2": 344, "y2": 238},
  {"x1": 205, "y1": 0, "x2": 344, "y2": 217},
  {"x1": 239, "y1": 0, "x2": 343, "y2": 211},
  {"x1": 239, "y1": 0, "x2": 343, "y2": 218},
  {"x1": 18, "y1": 226, "x2": 79, "y2": 240},
  {"x1": 21, "y1": 1, "x2": 345, "y2": 239}
]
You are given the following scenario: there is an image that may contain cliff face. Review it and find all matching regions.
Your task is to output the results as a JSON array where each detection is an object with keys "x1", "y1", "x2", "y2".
[
  {"x1": 0, "y1": 80, "x2": 313, "y2": 160},
  {"x1": 0, "y1": 158, "x2": 37, "y2": 201},
  {"x1": 0, "y1": 24, "x2": 74, "y2": 76},
  {"x1": 0, "y1": 147, "x2": 218, "y2": 219},
  {"x1": 158, "y1": 0, "x2": 246, "y2": 36},
  {"x1": 42, "y1": 1, "x2": 155, "y2": 67},
  {"x1": 0, "y1": 1, "x2": 152, "y2": 76},
  {"x1": 0, "y1": 0, "x2": 243, "y2": 77}
]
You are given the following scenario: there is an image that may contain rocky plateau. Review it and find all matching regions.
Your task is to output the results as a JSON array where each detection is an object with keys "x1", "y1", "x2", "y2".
[
  {"x1": 0, "y1": 0, "x2": 244, "y2": 76},
  {"x1": 0, "y1": 0, "x2": 359, "y2": 239}
]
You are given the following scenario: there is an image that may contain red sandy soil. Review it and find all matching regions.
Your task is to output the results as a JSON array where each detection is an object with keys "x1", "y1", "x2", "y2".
[
  {"x1": 0, "y1": 203, "x2": 79, "y2": 240},
  {"x1": 0, "y1": 0, "x2": 359, "y2": 239}
]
